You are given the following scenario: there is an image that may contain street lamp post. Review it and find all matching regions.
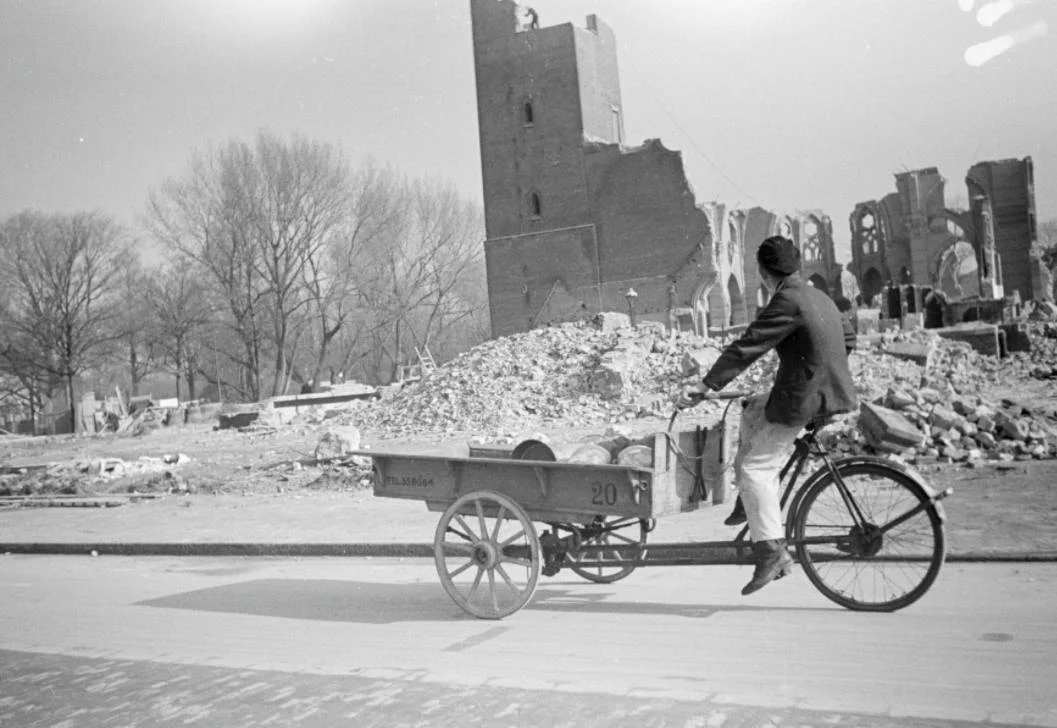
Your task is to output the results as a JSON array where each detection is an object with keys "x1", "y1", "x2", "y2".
[{"x1": 624, "y1": 287, "x2": 638, "y2": 328}]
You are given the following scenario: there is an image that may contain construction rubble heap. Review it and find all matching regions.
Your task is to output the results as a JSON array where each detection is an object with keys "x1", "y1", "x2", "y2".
[{"x1": 338, "y1": 312, "x2": 1057, "y2": 465}]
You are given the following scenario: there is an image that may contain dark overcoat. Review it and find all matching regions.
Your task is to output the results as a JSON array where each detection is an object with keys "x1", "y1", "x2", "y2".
[{"x1": 702, "y1": 274, "x2": 858, "y2": 427}]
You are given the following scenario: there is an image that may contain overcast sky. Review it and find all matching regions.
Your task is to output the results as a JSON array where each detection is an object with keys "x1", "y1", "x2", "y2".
[{"x1": 2, "y1": 0, "x2": 1054, "y2": 261}]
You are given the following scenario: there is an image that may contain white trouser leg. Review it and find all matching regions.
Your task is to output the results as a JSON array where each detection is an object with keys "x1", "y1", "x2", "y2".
[{"x1": 733, "y1": 395, "x2": 801, "y2": 542}]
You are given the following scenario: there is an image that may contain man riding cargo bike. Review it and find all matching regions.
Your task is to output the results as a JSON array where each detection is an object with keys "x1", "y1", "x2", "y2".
[
  {"x1": 361, "y1": 234, "x2": 951, "y2": 618},
  {"x1": 679, "y1": 235, "x2": 859, "y2": 596}
]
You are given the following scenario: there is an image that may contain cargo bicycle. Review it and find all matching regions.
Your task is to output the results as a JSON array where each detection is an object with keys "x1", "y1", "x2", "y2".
[{"x1": 358, "y1": 391, "x2": 953, "y2": 619}]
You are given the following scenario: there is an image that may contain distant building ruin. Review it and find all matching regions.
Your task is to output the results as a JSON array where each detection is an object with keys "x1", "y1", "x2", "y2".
[
  {"x1": 849, "y1": 157, "x2": 1051, "y2": 324},
  {"x1": 471, "y1": 0, "x2": 842, "y2": 337}
]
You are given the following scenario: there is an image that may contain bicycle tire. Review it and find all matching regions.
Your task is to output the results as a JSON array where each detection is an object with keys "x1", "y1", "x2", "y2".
[{"x1": 791, "y1": 461, "x2": 945, "y2": 612}]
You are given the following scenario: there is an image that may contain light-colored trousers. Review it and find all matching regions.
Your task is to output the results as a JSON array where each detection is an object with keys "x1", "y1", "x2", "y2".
[{"x1": 734, "y1": 394, "x2": 802, "y2": 542}]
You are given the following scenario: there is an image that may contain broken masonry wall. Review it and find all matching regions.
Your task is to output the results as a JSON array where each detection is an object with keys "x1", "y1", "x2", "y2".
[
  {"x1": 741, "y1": 206, "x2": 776, "y2": 319},
  {"x1": 485, "y1": 224, "x2": 600, "y2": 338},
  {"x1": 967, "y1": 157, "x2": 1038, "y2": 301},
  {"x1": 896, "y1": 167, "x2": 947, "y2": 286},
  {"x1": 573, "y1": 15, "x2": 624, "y2": 144},
  {"x1": 849, "y1": 200, "x2": 891, "y2": 305},
  {"x1": 797, "y1": 210, "x2": 837, "y2": 294},
  {"x1": 586, "y1": 138, "x2": 716, "y2": 327}
]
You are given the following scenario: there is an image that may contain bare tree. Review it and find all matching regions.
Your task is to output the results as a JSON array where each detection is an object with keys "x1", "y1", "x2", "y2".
[
  {"x1": 145, "y1": 130, "x2": 351, "y2": 399},
  {"x1": 146, "y1": 264, "x2": 212, "y2": 401},
  {"x1": 113, "y1": 261, "x2": 159, "y2": 397},
  {"x1": 357, "y1": 176, "x2": 487, "y2": 382},
  {"x1": 0, "y1": 211, "x2": 133, "y2": 432},
  {"x1": 299, "y1": 161, "x2": 407, "y2": 388}
]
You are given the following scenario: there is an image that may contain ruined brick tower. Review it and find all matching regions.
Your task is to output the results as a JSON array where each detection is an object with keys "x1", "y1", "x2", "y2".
[
  {"x1": 470, "y1": 0, "x2": 841, "y2": 338},
  {"x1": 471, "y1": 0, "x2": 733, "y2": 338},
  {"x1": 471, "y1": 0, "x2": 624, "y2": 240}
]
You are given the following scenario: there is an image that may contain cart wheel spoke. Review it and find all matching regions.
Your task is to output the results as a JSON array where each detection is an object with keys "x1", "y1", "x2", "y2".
[
  {"x1": 443, "y1": 542, "x2": 476, "y2": 556},
  {"x1": 487, "y1": 569, "x2": 499, "y2": 613},
  {"x1": 491, "y1": 507, "x2": 506, "y2": 541},
  {"x1": 447, "y1": 558, "x2": 475, "y2": 579},
  {"x1": 453, "y1": 515, "x2": 477, "y2": 542},
  {"x1": 475, "y1": 499, "x2": 488, "y2": 537},
  {"x1": 500, "y1": 529, "x2": 526, "y2": 548},
  {"x1": 434, "y1": 490, "x2": 541, "y2": 619},
  {"x1": 567, "y1": 517, "x2": 648, "y2": 584},
  {"x1": 466, "y1": 566, "x2": 485, "y2": 601},
  {"x1": 494, "y1": 562, "x2": 519, "y2": 592}
]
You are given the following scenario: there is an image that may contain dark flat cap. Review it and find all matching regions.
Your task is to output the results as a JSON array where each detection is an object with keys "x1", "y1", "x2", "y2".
[{"x1": 757, "y1": 235, "x2": 801, "y2": 276}]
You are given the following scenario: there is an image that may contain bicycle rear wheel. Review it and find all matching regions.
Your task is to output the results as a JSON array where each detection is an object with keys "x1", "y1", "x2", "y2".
[{"x1": 791, "y1": 462, "x2": 945, "y2": 612}]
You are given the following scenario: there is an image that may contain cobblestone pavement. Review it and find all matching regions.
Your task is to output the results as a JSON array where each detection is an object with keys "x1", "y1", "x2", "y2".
[{"x1": 0, "y1": 648, "x2": 1033, "y2": 728}]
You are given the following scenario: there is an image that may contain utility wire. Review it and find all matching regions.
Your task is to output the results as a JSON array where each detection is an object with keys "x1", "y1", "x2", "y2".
[{"x1": 620, "y1": 43, "x2": 761, "y2": 207}]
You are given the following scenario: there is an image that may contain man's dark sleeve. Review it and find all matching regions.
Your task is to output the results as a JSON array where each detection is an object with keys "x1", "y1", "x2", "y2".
[
  {"x1": 842, "y1": 316, "x2": 856, "y2": 355},
  {"x1": 702, "y1": 291, "x2": 799, "y2": 391}
]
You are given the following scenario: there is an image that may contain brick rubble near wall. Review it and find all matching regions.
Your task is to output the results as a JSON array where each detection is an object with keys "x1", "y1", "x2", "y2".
[{"x1": 325, "y1": 314, "x2": 1057, "y2": 463}]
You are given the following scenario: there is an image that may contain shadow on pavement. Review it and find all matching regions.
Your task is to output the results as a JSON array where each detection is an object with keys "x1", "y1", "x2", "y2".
[
  {"x1": 527, "y1": 587, "x2": 836, "y2": 617},
  {"x1": 136, "y1": 578, "x2": 460, "y2": 623},
  {"x1": 136, "y1": 578, "x2": 835, "y2": 623}
]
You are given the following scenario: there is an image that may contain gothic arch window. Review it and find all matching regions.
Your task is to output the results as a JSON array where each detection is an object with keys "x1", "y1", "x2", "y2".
[
  {"x1": 859, "y1": 210, "x2": 879, "y2": 255},
  {"x1": 530, "y1": 191, "x2": 542, "y2": 218},
  {"x1": 802, "y1": 217, "x2": 822, "y2": 262},
  {"x1": 779, "y1": 218, "x2": 794, "y2": 239},
  {"x1": 523, "y1": 101, "x2": 534, "y2": 125}
]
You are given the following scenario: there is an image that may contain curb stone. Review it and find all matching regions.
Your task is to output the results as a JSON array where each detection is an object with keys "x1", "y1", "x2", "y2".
[{"x1": 2, "y1": 542, "x2": 1056, "y2": 562}]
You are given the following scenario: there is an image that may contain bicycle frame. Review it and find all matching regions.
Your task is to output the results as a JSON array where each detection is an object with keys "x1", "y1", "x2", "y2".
[{"x1": 733, "y1": 423, "x2": 867, "y2": 546}]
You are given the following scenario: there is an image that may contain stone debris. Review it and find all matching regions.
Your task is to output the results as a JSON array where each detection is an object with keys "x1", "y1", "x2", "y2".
[
  {"x1": 339, "y1": 318, "x2": 779, "y2": 438},
  {"x1": 336, "y1": 313, "x2": 1057, "y2": 465},
  {"x1": 0, "y1": 454, "x2": 194, "y2": 497},
  {"x1": 5, "y1": 309, "x2": 1056, "y2": 501}
]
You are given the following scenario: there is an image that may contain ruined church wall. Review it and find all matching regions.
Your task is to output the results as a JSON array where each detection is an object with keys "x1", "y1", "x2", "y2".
[
  {"x1": 967, "y1": 158, "x2": 1037, "y2": 300},
  {"x1": 585, "y1": 140, "x2": 713, "y2": 321}
]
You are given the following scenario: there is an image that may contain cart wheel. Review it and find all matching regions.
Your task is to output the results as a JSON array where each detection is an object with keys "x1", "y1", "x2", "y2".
[
  {"x1": 434, "y1": 490, "x2": 541, "y2": 619},
  {"x1": 567, "y1": 516, "x2": 648, "y2": 584},
  {"x1": 791, "y1": 462, "x2": 946, "y2": 612}
]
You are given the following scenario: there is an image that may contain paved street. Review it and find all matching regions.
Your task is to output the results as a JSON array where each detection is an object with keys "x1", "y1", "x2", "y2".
[{"x1": 1, "y1": 555, "x2": 1055, "y2": 727}]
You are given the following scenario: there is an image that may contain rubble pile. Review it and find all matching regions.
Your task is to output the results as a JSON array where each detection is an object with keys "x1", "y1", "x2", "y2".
[
  {"x1": 816, "y1": 326, "x2": 1057, "y2": 463},
  {"x1": 0, "y1": 453, "x2": 193, "y2": 497},
  {"x1": 345, "y1": 317, "x2": 779, "y2": 437},
  {"x1": 341, "y1": 312, "x2": 1057, "y2": 465},
  {"x1": 1021, "y1": 322, "x2": 1057, "y2": 380}
]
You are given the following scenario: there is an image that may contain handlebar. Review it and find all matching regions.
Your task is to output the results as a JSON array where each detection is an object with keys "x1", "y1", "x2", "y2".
[{"x1": 667, "y1": 389, "x2": 752, "y2": 431}]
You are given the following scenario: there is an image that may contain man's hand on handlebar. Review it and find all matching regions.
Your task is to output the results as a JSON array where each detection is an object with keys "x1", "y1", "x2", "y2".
[{"x1": 677, "y1": 383, "x2": 719, "y2": 410}]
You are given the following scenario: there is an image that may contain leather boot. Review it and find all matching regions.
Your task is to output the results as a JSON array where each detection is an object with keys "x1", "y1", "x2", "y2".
[
  {"x1": 741, "y1": 539, "x2": 794, "y2": 596},
  {"x1": 723, "y1": 495, "x2": 746, "y2": 526}
]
